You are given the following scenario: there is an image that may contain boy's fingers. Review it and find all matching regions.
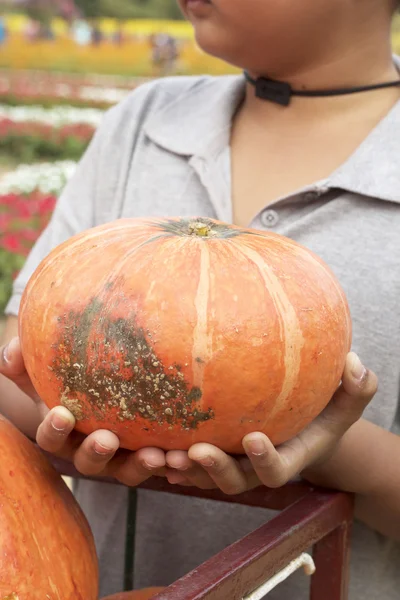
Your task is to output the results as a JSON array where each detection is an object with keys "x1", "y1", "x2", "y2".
[
  {"x1": 0, "y1": 337, "x2": 40, "y2": 401},
  {"x1": 340, "y1": 352, "x2": 378, "y2": 404},
  {"x1": 166, "y1": 450, "x2": 194, "y2": 471},
  {"x1": 109, "y1": 448, "x2": 166, "y2": 487},
  {"x1": 242, "y1": 434, "x2": 290, "y2": 488},
  {"x1": 165, "y1": 469, "x2": 191, "y2": 486},
  {"x1": 167, "y1": 464, "x2": 216, "y2": 489},
  {"x1": 319, "y1": 353, "x2": 378, "y2": 433},
  {"x1": 189, "y1": 443, "x2": 250, "y2": 495},
  {"x1": 166, "y1": 450, "x2": 216, "y2": 488},
  {"x1": 168, "y1": 355, "x2": 377, "y2": 494},
  {"x1": 135, "y1": 447, "x2": 168, "y2": 472},
  {"x1": 36, "y1": 407, "x2": 167, "y2": 485},
  {"x1": 0, "y1": 337, "x2": 25, "y2": 375},
  {"x1": 271, "y1": 356, "x2": 378, "y2": 476},
  {"x1": 36, "y1": 406, "x2": 76, "y2": 454},
  {"x1": 73, "y1": 430, "x2": 120, "y2": 476}
]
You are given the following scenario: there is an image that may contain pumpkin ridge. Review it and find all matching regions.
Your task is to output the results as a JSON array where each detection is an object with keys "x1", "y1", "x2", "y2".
[
  {"x1": 256, "y1": 233, "x2": 352, "y2": 348},
  {"x1": 192, "y1": 243, "x2": 212, "y2": 425},
  {"x1": 235, "y1": 243, "x2": 304, "y2": 426},
  {"x1": 98, "y1": 233, "x2": 173, "y2": 293}
]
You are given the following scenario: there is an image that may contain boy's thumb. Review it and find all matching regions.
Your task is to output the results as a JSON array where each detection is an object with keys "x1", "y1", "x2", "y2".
[
  {"x1": 0, "y1": 337, "x2": 26, "y2": 376},
  {"x1": 337, "y1": 352, "x2": 378, "y2": 414},
  {"x1": 0, "y1": 336, "x2": 42, "y2": 403}
]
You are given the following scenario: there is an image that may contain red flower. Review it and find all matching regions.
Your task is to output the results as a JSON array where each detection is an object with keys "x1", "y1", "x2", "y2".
[
  {"x1": 1, "y1": 233, "x2": 22, "y2": 253},
  {"x1": 0, "y1": 213, "x2": 12, "y2": 229},
  {"x1": 0, "y1": 191, "x2": 57, "y2": 259},
  {"x1": 0, "y1": 193, "x2": 20, "y2": 208},
  {"x1": 37, "y1": 195, "x2": 57, "y2": 216},
  {"x1": 15, "y1": 202, "x2": 34, "y2": 219},
  {"x1": 17, "y1": 228, "x2": 39, "y2": 243},
  {"x1": 0, "y1": 118, "x2": 95, "y2": 143}
]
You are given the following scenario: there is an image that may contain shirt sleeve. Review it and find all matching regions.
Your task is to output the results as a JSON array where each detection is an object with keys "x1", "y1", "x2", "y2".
[{"x1": 5, "y1": 114, "x2": 109, "y2": 317}]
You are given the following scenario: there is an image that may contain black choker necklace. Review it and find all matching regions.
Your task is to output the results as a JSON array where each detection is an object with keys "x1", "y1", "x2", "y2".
[{"x1": 244, "y1": 70, "x2": 400, "y2": 106}]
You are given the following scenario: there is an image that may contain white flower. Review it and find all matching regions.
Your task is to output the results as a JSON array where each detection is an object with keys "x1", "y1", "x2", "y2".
[
  {"x1": 0, "y1": 104, "x2": 105, "y2": 128},
  {"x1": 0, "y1": 161, "x2": 77, "y2": 195},
  {"x1": 79, "y1": 86, "x2": 131, "y2": 104}
]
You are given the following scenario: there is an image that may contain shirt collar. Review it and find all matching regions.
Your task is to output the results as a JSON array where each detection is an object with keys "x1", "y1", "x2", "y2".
[
  {"x1": 144, "y1": 63, "x2": 400, "y2": 204},
  {"x1": 144, "y1": 75, "x2": 244, "y2": 157},
  {"x1": 327, "y1": 95, "x2": 400, "y2": 203}
]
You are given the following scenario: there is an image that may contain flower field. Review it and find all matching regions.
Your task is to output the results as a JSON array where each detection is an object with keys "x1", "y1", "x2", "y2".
[
  {"x1": 0, "y1": 192, "x2": 54, "y2": 313},
  {"x1": 0, "y1": 161, "x2": 76, "y2": 313},
  {"x1": 0, "y1": 71, "x2": 98, "y2": 313},
  {"x1": 0, "y1": 161, "x2": 77, "y2": 196},
  {"x1": 0, "y1": 104, "x2": 104, "y2": 128},
  {"x1": 0, "y1": 118, "x2": 94, "y2": 162},
  {"x1": 0, "y1": 73, "x2": 119, "y2": 162},
  {"x1": 0, "y1": 70, "x2": 143, "y2": 109}
]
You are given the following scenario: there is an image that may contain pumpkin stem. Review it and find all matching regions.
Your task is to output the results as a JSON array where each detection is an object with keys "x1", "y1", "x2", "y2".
[{"x1": 188, "y1": 221, "x2": 214, "y2": 237}]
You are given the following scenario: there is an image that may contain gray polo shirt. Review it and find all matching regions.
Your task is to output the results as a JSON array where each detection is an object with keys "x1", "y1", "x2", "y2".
[{"x1": 6, "y1": 73, "x2": 400, "y2": 599}]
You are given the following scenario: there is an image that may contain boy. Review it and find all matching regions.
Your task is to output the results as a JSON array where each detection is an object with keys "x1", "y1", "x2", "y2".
[{"x1": 1, "y1": 0, "x2": 400, "y2": 597}]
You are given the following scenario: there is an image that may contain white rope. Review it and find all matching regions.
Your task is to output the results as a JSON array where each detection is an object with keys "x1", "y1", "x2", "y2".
[{"x1": 243, "y1": 553, "x2": 316, "y2": 600}]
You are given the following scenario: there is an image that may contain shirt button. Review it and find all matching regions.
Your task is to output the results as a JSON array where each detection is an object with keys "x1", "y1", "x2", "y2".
[{"x1": 261, "y1": 209, "x2": 279, "y2": 228}]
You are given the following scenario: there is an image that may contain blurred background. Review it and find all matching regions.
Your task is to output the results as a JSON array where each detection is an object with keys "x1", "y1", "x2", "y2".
[{"x1": 0, "y1": 0, "x2": 399, "y2": 322}]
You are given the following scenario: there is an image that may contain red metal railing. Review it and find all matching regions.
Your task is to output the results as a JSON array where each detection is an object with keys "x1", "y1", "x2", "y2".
[{"x1": 49, "y1": 455, "x2": 354, "y2": 600}]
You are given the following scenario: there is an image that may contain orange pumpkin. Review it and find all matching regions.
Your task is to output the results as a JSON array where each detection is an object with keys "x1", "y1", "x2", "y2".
[
  {"x1": 102, "y1": 588, "x2": 165, "y2": 600},
  {"x1": 19, "y1": 217, "x2": 351, "y2": 453},
  {"x1": 0, "y1": 416, "x2": 98, "y2": 599}
]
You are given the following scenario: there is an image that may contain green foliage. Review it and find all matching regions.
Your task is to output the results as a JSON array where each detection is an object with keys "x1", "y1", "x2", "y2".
[
  {"x1": 0, "y1": 93, "x2": 111, "y2": 110},
  {"x1": 75, "y1": 0, "x2": 184, "y2": 20},
  {"x1": 0, "y1": 132, "x2": 90, "y2": 162},
  {"x1": 0, "y1": 250, "x2": 24, "y2": 315},
  {"x1": 15, "y1": 0, "x2": 58, "y2": 24},
  {"x1": 74, "y1": 0, "x2": 100, "y2": 18}
]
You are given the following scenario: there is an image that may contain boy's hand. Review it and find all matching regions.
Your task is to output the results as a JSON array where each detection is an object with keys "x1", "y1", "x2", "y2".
[
  {"x1": 165, "y1": 353, "x2": 378, "y2": 494},
  {"x1": 0, "y1": 337, "x2": 166, "y2": 486},
  {"x1": 0, "y1": 340, "x2": 377, "y2": 495}
]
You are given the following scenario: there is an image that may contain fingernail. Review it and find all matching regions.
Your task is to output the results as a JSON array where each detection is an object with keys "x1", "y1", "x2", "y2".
[
  {"x1": 1, "y1": 337, "x2": 18, "y2": 365},
  {"x1": 142, "y1": 461, "x2": 160, "y2": 471},
  {"x1": 167, "y1": 472, "x2": 187, "y2": 485},
  {"x1": 244, "y1": 438, "x2": 266, "y2": 456},
  {"x1": 1, "y1": 345, "x2": 10, "y2": 366},
  {"x1": 167, "y1": 463, "x2": 190, "y2": 471},
  {"x1": 350, "y1": 354, "x2": 367, "y2": 382},
  {"x1": 197, "y1": 456, "x2": 215, "y2": 468},
  {"x1": 51, "y1": 408, "x2": 74, "y2": 432},
  {"x1": 94, "y1": 441, "x2": 114, "y2": 456}
]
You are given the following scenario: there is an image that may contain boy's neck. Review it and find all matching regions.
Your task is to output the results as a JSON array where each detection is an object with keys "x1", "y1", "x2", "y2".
[{"x1": 242, "y1": 38, "x2": 400, "y2": 122}]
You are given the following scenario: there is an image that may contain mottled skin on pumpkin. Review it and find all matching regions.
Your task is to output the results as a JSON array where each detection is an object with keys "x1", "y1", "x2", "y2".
[
  {"x1": 51, "y1": 297, "x2": 213, "y2": 430},
  {"x1": 19, "y1": 217, "x2": 351, "y2": 453}
]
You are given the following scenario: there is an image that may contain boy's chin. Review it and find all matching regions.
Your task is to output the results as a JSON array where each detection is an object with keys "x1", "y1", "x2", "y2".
[
  {"x1": 192, "y1": 23, "x2": 240, "y2": 64},
  {"x1": 194, "y1": 35, "x2": 256, "y2": 73},
  {"x1": 193, "y1": 27, "x2": 311, "y2": 80}
]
